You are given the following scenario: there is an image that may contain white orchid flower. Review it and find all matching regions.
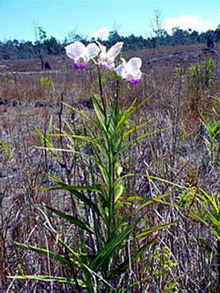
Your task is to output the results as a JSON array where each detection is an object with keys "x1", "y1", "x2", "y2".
[
  {"x1": 98, "y1": 42, "x2": 124, "y2": 69},
  {"x1": 65, "y1": 41, "x2": 100, "y2": 69},
  {"x1": 116, "y1": 57, "x2": 142, "y2": 85}
]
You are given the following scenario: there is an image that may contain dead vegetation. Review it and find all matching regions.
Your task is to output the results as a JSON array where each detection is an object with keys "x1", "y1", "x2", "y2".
[{"x1": 0, "y1": 43, "x2": 220, "y2": 292}]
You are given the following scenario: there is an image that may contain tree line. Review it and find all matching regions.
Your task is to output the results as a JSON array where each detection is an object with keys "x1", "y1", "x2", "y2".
[{"x1": 0, "y1": 25, "x2": 220, "y2": 60}]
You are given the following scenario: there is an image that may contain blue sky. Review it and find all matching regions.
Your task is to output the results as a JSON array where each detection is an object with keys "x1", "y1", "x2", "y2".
[{"x1": 0, "y1": 0, "x2": 219, "y2": 42}]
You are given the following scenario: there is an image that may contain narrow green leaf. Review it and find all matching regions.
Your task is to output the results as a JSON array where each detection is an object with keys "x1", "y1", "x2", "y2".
[
  {"x1": 45, "y1": 205, "x2": 94, "y2": 233},
  {"x1": 34, "y1": 128, "x2": 60, "y2": 162},
  {"x1": 188, "y1": 213, "x2": 209, "y2": 227},
  {"x1": 8, "y1": 275, "x2": 86, "y2": 287},
  {"x1": 12, "y1": 241, "x2": 78, "y2": 266},
  {"x1": 44, "y1": 133, "x2": 109, "y2": 158},
  {"x1": 210, "y1": 227, "x2": 220, "y2": 238},
  {"x1": 114, "y1": 183, "x2": 124, "y2": 203},
  {"x1": 58, "y1": 238, "x2": 84, "y2": 260},
  {"x1": 62, "y1": 101, "x2": 98, "y2": 127},
  {"x1": 117, "y1": 173, "x2": 186, "y2": 191},
  {"x1": 127, "y1": 196, "x2": 150, "y2": 201},
  {"x1": 115, "y1": 126, "x2": 172, "y2": 160},
  {"x1": 93, "y1": 96, "x2": 106, "y2": 128},
  {"x1": 129, "y1": 94, "x2": 153, "y2": 115},
  {"x1": 123, "y1": 119, "x2": 154, "y2": 140},
  {"x1": 149, "y1": 197, "x2": 177, "y2": 207},
  {"x1": 89, "y1": 145, "x2": 110, "y2": 187},
  {"x1": 127, "y1": 193, "x2": 176, "y2": 210},
  {"x1": 126, "y1": 98, "x2": 137, "y2": 113},
  {"x1": 108, "y1": 239, "x2": 156, "y2": 280},
  {"x1": 199, "y1": 189, "x2": 219, "y2": 214},
  {"x1": 90, "y1": 219, "x2": 140, "y2": 271},
  {"x1": 207, "y1": 214, "x2": 220, "y2": 228},
  {"x1": 135, "y1": 222, "x2": 176, "y2": 239},
  {"x1": 46, "y1": 175, "x2": 102, "y2": 217},
  {"x1": 111, "y1": 112, "x2": 126, "y2": 140},
  {"x1": 58, "y1": 238, "x2": 95, "y2": 289}
]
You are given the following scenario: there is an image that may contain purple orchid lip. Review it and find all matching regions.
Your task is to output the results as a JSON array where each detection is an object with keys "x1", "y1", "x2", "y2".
[
  {"x1": 128, "y1": 79, "x2": 140, "y2": 85},
  {"x1": 99, "y1": 62, "x2": 110, "y2": 69},
  {"x1": 73, "y1": 63, "x2": 86, "y2": 70}
]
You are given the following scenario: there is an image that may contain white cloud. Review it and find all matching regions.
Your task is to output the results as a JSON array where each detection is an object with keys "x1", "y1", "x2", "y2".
[
  {"x1": 164, "y1": 14, "x2": 217, "y2": 34},
  {"x1": 89, "y1": 27, "x2": 110, "y2": 40}
]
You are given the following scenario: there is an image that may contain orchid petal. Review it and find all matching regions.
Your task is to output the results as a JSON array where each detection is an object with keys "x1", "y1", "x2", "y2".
[
  {"x1": 107, "y1": 42, "x2": 124, "y2": 59},
  {"x1": 97, "y1": 42, "x2": 107, "y2": 54},
  {"x1": 65, "y1": 41, "x2": 85, "y2": 59},
  {"x1": 86, "y1": 43, "x2": 100, "y2": 59},
  {"x1": 116, "y1": 63, "x2": 126, "y2": 78},
  {"x1": 127, "y1": 57, "x2": 142, "y2": 72}
]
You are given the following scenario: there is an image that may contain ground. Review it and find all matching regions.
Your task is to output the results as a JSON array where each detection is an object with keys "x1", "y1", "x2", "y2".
[{"x1": 0, "y1": 42, "x2": 220, "y2": 292}]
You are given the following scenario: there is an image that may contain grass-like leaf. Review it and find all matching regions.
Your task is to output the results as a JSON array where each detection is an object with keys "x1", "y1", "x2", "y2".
[
  {"x1": 12, "y1": 241, "x2": 79, "y2": 266},
  {"x1": 135, "y1": 222, "x2": 176, "y2": 239},
  {"x1": 114, "y1": 126, "x2": 172, "y2": 160},
  {"x1": 108, "y1": 239, "x2": 156, "y2": 281},
  {"x1": 90, "y1": 219, "x2": 140, "y2": 272},
  {"x1": 62, "y1": 101, "x2": 98, "y2": 127},
  {"x1": 8, "y1": 275, "x2": 86, "y2": 287},
  {"x1": 43, "y1": 175, "x2": 102, "y2": 218},
  {"x1": 45, "y1": 205, "x2": 95, "y2": 233}
]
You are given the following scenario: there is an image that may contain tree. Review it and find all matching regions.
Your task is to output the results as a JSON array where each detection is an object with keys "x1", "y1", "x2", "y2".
[
  {"x1": 43, "y1": 37, "x2": 63, "y2": 55},
  {"x1": 171, "y1": 27, "x2": 191, "y2": 45},
  {"x1": 214, "y1": 24, "x2": 220, "y2": 41},
  {"x1": 149, "y1": 9, "x2": 165, "y2": 48},
  {"x1": 34, "y1": 26, "x2": 48, "y2": 69},
  {"x1": 108, "y1": 30, "x2": 122, "y2": 45}
]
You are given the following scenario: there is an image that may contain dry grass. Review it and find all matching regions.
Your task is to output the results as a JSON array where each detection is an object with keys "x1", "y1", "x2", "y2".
[{"x1": 0, "y1": 43, "x2": 220, "y2": 292}]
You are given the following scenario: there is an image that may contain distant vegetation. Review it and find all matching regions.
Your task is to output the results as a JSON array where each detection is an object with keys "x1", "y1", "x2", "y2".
[
  {"x1": 0, "y1": 25, "x2": 220, "y2": 60},
  {"x1": 0, "y1": 39, "x2": 220, "y2": 291}
]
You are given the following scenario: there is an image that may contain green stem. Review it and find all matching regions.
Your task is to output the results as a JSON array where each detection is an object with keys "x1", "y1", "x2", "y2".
[
  {"x1": 97, "y1": 64, "x2": 107, "y2": 122},
  {"x1": 111, "y1": 79, "x2": 120, "y2": 234},
  {"x1": 108, "y1": 156, "x2": 113, "y2": 240},
  {"x1": 107, "y1": 151, "x2": 116, "y2": 242},
  {"x1": 114, "y1": 79, "x2": 120, "y2": 128}
]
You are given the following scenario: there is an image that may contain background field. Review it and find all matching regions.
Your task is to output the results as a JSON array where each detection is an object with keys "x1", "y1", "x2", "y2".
[{"x1": 0, "y1": 43, "x2": 220, "y2": 292}]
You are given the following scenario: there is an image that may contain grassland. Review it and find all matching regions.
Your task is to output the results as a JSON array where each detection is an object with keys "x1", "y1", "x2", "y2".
[{"x1": 0, "y1": 43, "x2": 220, "y2": 292}]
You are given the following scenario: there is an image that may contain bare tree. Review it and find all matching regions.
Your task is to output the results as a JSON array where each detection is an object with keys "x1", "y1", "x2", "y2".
[{"x1": 149, "y1": 9, "x2": 164, "y2": 48}]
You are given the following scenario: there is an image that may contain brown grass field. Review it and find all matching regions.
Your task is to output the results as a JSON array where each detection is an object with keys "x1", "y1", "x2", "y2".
[{"x1": 0, "y1": 43, "x2": 220, "y2": 292}]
